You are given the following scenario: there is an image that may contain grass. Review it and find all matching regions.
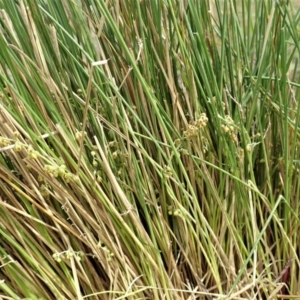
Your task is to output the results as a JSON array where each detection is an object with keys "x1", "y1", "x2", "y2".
[{"x1": 0, "y1": 0, "x2": 299, "y2": 299}]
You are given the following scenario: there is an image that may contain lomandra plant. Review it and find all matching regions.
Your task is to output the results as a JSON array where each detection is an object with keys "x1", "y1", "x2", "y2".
[{"x1": 0, "y1": 0, "x2": 300, "y2": 299}]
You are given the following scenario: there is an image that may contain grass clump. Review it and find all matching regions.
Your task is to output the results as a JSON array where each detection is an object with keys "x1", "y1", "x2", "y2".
[{"x1": 0, "y1": 0, "x2": 300, "y2": 299}]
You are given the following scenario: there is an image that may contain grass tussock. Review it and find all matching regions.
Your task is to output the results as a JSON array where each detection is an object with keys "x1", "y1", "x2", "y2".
[{"x1": 0, "y1": 0, "x2": 300, "y2": 299}]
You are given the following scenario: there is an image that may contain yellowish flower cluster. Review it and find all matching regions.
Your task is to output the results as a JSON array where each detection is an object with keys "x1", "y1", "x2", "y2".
[
  {"x1": 75, "y1": 130, "x2": 87, "y2": 141},
  {"x1": 163, "y1": 165, "x2": 173, "y2": 179},
  {"x1": 43, "y1": 164, "x2": 78, "y2": 183},
  {"x1": 52, "y1": 250, "x2": 83, "y2": 263},
  {"x1": 27, "y1": 145, "x2": 39, "y2": 159},
  {"x1": 0, "y1": 135, "x2": 40, "y2": 159},
  {"x1": 183, "y1": 113, "x2": 208, "y2": 139},
  {"x1": 0, "y1": 136, "x2": 10, "y2": 147},
  {"x1": 167, "y1": 205, "x2": 181, "y2": 216},
  {"x1": 40, "y1": 184, "x2": 50, "y2": 198},
  {"x1": 221, "y1": 115, "x2": 238, "y2": 143}
]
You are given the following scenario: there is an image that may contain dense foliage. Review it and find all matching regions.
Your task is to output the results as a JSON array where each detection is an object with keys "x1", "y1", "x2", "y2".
[{"x1": 0, "y1": 0, "x2": 299, "y2": 299}]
